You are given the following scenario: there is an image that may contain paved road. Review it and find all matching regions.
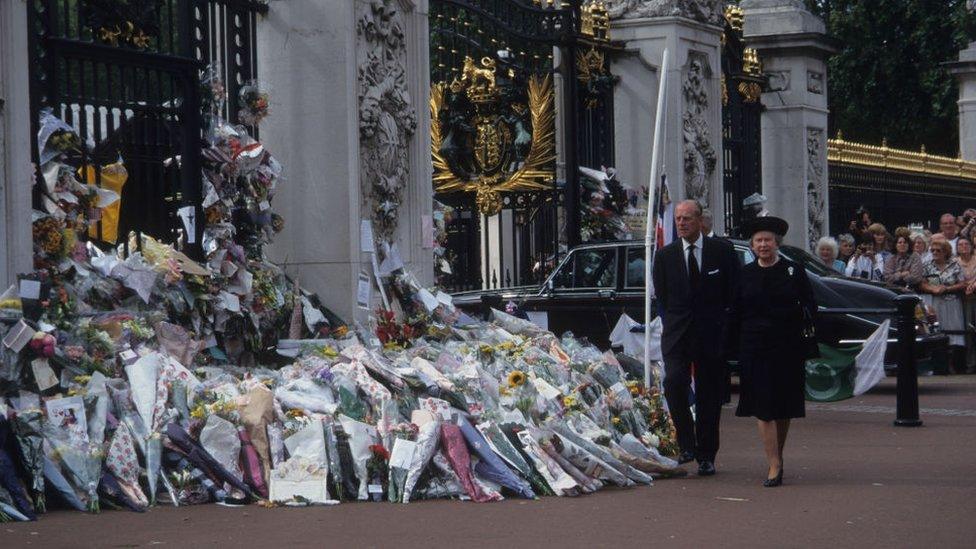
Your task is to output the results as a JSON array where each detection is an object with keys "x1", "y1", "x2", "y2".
[{"x1": 3, "y1": 376, "x2": 974, "y2": 549}]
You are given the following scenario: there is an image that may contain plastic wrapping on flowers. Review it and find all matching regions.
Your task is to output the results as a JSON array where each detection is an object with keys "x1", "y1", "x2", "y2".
[{"x1": 0, "y1": 68, "x2": 682, "y2": 521}]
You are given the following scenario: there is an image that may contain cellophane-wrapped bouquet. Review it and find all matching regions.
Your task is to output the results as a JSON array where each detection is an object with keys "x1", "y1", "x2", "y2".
[{"x1": 0, "y1": 66, "x2": 681, "y2": 521}]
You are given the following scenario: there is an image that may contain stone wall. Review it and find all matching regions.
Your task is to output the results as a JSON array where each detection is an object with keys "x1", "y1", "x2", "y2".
[
  {"x1": 611, "y1": 13, "x2": 724, "y2": 219},
  {"x1": 742, "y1": 0, "x2": 835, "y2": 250},
  {"x1": 0, "y1": 0, "x2": 34, "y2": 290},
  {"x1": 260, "y1": 0, "x2": 432, "y2": 322}
]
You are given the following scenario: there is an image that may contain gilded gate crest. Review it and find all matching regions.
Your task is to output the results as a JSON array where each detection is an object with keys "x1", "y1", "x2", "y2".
[{"x1": 430, "y1": 56, "x2": 555, "y2": 215}]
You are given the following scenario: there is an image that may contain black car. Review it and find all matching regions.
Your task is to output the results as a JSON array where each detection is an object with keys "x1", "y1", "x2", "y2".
[{"x1": 452, "y1": 239, "x2": 946, "y2": 366}]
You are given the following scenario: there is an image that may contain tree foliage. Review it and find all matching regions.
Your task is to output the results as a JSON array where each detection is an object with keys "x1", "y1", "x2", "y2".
[{"x1": 803, "y1": 0, "x2": 976, "y2": 156}]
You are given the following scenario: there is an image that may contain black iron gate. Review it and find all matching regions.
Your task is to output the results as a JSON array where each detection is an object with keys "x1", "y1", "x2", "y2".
[
  {"x1": 27, "y1": 0, "x2": 266, "y2": 258},
  {"x1": 721, "y1": 7, "x2": 763, "y2": 236},
  {"x1": 430, "y1": 0, "x2": 613, "y2": 292}
]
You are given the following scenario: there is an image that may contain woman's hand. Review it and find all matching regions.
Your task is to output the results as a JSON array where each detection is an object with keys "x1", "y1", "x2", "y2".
[{"x1": 968, "y1": 281, "x2": 976, "y2": 295}]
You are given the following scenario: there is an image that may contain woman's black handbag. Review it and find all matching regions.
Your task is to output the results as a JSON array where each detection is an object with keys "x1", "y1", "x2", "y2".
[
  {"x1": 799, "y1": 305, "x2": 821, "y2": 359},
  {"x1": 789, "y1": 262, "x2": 821, "y2": 359}
]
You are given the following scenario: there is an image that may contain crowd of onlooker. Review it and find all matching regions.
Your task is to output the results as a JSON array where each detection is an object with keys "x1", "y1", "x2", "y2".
[{"x1": 813, "y1": 207, "x2": 976, "y2": 374}]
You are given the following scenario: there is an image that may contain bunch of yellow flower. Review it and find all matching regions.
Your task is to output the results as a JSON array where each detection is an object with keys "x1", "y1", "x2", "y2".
[
  {"x1": 507, "y1": 370, "x2": 527, "y2": 388},
  {"x1": 562, "y1": 394, "x2": 584, "y2": 412},
  {"x1": 189, "y1": 398, "x2": 238, "y2": 420},
  {"x1": 625, "y1": 380, "x2": 646, "y2": 397},
  {"x1": 314, "y1": 345, "x2": 339, "y2": 359}
]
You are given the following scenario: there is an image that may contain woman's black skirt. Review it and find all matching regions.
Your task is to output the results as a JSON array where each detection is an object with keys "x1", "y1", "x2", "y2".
[{"x1": 735, "y1": 351, "x2": 806, "y2": 421}]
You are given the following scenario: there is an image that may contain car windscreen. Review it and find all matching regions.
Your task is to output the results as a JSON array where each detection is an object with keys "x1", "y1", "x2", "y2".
[{"x1": 780, "y1": 245, "x2": 836, "y2": 277}]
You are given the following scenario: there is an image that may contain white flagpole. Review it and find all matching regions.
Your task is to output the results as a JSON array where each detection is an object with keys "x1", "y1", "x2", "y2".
[{"x1": 644, "y1": 49, "x2": 669, "y2": 389}]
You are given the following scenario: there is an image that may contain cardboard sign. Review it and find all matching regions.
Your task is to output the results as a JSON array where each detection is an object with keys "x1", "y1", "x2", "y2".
[
  {"x1": 2, "y1": 320, "x2": 35, "y2": 353},
  {"x1": 177, "y1": 205, "x2": 197, "y2": 244}
]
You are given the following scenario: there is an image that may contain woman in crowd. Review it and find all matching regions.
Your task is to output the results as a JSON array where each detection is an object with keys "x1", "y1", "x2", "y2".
[
  {"x1": 845, "y1": 233, "x2": 885, "y2": 281},
  {"x1": 816, "y1": 236, "x2": 846, "y2": 273},
  {"x1": 921, "y1": 239, "x2": 968, "y2": 374},
  {"x1": 883, "y1": 228, "x2": 923, "y2": 289},
  {"x1": 837, "y1": 233, "x2": 856, "y2": 264},
  {"x1": 957, "y1": 237, "x2": 976, "y2": 374},
  {"x1": 867, "y1": 223, "x2": 893, "y2": 261},
  {"x1": 913, "y1": 232, "x2": 932, "y2": 264},
  {"x1": 732, "y1": 217, "x2": 815, "y2": 488}
]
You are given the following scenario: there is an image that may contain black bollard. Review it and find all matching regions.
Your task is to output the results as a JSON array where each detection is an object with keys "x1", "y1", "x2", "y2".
[{"x1": 893, "y1": 294, "x2": 923, "y2": 427}]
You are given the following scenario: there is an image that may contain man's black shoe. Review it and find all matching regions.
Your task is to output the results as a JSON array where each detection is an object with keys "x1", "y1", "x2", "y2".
[
  {"x1": 697, "y1": 460, "x2": 716, "y2": 476},
  {"x1": 677, "y1": 451, "x2": 695, "y2": 464}
]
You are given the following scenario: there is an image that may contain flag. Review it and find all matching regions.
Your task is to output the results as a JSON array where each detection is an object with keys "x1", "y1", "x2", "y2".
[
  {"x1": 653, "y1": 175, "x2": 674, "y2": 251},
  {"x1": 804, "y1": 321, "x2": 890, "y2": 402},
  {"x1": 854, "y1": 320, "x2": 889, "y2": 396}
]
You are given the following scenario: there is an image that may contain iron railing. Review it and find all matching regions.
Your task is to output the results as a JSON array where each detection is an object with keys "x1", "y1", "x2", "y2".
[
  {"x1": 828, "y1": 163, "x2": 976, "y2": 234},
  {"x1": 28, "y1": 0, "x2": 267, "y2": 258},
  {"x1": 721, "y1": 11, "x2": 764, "y2": 237}
]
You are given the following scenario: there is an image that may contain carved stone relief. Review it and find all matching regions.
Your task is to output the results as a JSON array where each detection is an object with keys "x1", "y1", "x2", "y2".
[
  {"x1": 607, "y1": 0, "x2": 725, "y2": 26},
  {"x1": 806, "y1": 127, "x2": 826, "y2": 250},
  {"x1": 682, "y1": 51, "x2": 716, "y2": 207},
  {"x1": 766, "y1": 70, "x2": 790, "y2": 92},
  {"x1": 807, "y1": 71, "x2": 824, "y2": 94},
  {"x1": 357, "y1": 0, "x2": 418, "y2": 243}
]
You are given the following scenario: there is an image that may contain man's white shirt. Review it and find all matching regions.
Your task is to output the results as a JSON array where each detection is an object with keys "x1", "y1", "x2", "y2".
[{"x1": 681, "y1": 233, "x2": 704, "y2": 272}]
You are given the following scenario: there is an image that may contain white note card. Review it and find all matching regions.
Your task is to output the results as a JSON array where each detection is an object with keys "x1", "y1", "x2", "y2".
[
  {"x1": 360, "y1": 220, "x2": 375, "y2": 253},
  {"x1": 19, "y1": 280, "x2": 41, "y2": 300},
  {"x1": 356, "y1": 272, "x2": 371, "y2": 309}
]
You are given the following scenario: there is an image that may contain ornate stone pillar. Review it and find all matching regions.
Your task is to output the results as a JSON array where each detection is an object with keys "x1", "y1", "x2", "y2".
[
  {"x1": 260, "y1": 0, "x2": 430, "y2": 321},
  {"x1": 741, "y1": 0, "x2": 836, "y2": 250},
  {"x1": 609, "y1": 1, "x2": 725, "y2": 222},
  {"x1": 948, "y1": 42, "x2": 976, "y2": 161},
  {"x1": 357, "y1": 0, "x2": 432, "y2": 283},
  {"x1": 0, "y1": 0, "x2": 34, "y2": 289}
]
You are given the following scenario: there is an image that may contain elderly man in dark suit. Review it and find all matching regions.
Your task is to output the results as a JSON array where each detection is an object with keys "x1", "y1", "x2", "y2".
[{"x1": 652, "y1": 199, "x2": 739, "y2": 475}]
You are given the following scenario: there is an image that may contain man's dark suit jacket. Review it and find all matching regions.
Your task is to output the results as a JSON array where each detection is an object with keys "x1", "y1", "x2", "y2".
[{"x1": 651, "y1": 236, "x2": 739, "y2": 361}]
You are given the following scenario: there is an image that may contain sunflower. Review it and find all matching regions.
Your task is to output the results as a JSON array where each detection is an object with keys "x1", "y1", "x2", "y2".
[{"x1": 507, "y1": 370, "x2": 527, "y2": 388}]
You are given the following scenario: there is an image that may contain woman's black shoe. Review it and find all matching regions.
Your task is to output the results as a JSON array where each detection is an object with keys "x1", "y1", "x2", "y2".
[
  {"x1": 677, "y1": 451, "x2": 695, "y2": 464},
  {"x1": 763, "y1": 470, "x2": 783, "y2": 487}
]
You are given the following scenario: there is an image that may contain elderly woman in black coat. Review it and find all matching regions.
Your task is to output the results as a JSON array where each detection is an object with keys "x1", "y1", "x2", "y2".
[{"x1": 731, "y1": 217, "x2": 816, "y2": 487}]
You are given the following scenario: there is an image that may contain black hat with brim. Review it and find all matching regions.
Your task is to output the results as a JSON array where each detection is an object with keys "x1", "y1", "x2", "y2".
[{"x1": 744, "y1": 216, "x2": 789, "y2": 238}]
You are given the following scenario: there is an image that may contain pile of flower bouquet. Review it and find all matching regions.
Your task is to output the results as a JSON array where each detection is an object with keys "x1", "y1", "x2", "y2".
[
  {"x1": 0, "y1": 258, "x2": 682, "y2": 519},
  {"x1": 0, "y1": 67, "x2": 681, "y2": 522}
]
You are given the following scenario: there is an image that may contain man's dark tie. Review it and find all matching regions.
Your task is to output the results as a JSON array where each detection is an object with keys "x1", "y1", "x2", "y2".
[{"x1": 688, "y1": 244, "x2": 701, "y2": 290}]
